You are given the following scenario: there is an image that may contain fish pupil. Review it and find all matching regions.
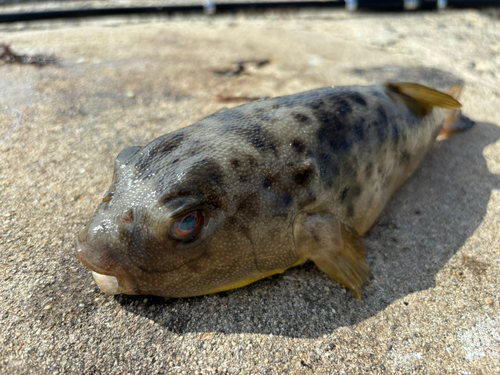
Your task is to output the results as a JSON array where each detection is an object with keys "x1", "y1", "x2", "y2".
[
  {"x1": 180, "y1": 214, "x2": 197, "y2": 231},
  {"x1": 173, "y1": 211, "x2": 203, "y2": 239}
]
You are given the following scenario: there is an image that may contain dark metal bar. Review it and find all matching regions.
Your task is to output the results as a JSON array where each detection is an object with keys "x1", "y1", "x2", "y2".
[
  {"x1": 0, "y1": 2, "x2": 345, "y2": 23},
  {"x1": 0, "y1": 0, "x2": 498, "y2": 23}
]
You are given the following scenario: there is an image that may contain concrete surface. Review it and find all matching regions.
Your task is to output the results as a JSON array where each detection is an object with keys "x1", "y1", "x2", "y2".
[{"x1": 0, "y1": 8, "x2": 499, "y2": 374}]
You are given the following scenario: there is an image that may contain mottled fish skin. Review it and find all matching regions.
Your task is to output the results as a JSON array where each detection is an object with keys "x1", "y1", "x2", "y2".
[{"x1": 75, "y1": 82, "x2": 465, "y2": 299}]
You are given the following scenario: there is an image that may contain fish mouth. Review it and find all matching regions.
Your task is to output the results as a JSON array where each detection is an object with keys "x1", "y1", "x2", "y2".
[
  {"x1": 91, "y1": 271, "x2": 121, "y2": 295},
  {"x1": 74, "y1": 237, "x2": 122, "y2": 295}
]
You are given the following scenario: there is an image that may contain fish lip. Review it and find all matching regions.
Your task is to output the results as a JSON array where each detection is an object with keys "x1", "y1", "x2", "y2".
[
  {"x1": 74, "y1": 237, "x2": 122, "y2": 295},
  {"x1": 74, "y1": 236, "x2": 115, "y2": 277}
]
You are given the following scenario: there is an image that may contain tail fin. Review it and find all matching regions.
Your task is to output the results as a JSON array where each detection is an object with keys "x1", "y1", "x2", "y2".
[{"x1": 439, "y1": 84, "x2": 475, "y2": 138}]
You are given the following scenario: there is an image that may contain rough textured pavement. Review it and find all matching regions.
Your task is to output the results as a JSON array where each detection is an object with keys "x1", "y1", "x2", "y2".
[{"x1": 0, "y1": 8, "x2": 499, "y2": 374}]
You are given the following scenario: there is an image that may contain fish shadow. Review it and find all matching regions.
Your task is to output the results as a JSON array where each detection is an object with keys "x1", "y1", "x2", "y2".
[{"x1": 118, "y1": 122, "x2": 500, "y2": 338}]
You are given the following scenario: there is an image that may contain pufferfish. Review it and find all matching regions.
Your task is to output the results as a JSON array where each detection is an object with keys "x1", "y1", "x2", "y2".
[{"x1": 75, "y1": 78, "x2": 473, "y2": 300}]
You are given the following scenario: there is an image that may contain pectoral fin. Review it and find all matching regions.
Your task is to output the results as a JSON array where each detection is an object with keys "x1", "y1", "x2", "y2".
[
  {"x1": 385, "y1": 82, "x2": 462, "y2": 118},
  {"x1": 293, "y1": 213, "x2": 372, "y2": 300}
]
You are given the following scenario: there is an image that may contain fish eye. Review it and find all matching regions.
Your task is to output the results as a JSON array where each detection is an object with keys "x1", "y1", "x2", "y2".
[{"x1": 171, "y1": 211, "x2": 203, "y2": 240}]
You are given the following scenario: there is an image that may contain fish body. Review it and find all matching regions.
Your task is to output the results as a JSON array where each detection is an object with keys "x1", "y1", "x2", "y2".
[{"x1": 75, "y1": 80, "x2": 469, "y2": 299}]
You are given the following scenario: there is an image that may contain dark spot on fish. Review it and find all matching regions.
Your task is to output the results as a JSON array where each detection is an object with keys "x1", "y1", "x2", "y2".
[
  {"x1": 231, "y1": 159, "x2": 241, "y2": 168},
  {"x1": 163, "y1": 159, "x2": 226, "y2": 209},
  {"x1": 263, "y1": 178, "x2": 272, "y2": 189},
  {"x1": 249, "y1": 157, "x2": 258, "y2": 168},
  {"x1": 365, "y1": 162, "x2": 373, "y2": 179},
  {"x1": 391, "y1": 125, "x2": 401, "y2": 150},
  {"x1": 228, "y1": 123, "x2": 278, "y2": 156},
  {"x1": 294, "y1": 113, "x2": 310, "y2": 124},
  {"x1": 340, "y1": 186, "x2": 350, "y2": 202},
  {"x1": 148, "y1": 132, "x2": 184, "y2": 157},
  {"x1": 341, "y1": 158, "x2": 358, "y2": 180},
  {"x1": 280, "y1": 193, "x2": 293, "y2": 208},
  {"x1": 392, "y1": 124, "x2": 400, "y2": 138},
  {"x1": 336, "y1": 100, "x2": 352, "y2": 116},
  {"x1": 353, "y1": 120, "x2": 365, "y2": 141},
  {"x1": 317, "y1": 115, "x2": 349, "y2": 153},
  {"x1": 346, "y1": 204, "x2": 355, "y2": 218},
  {"x1": 316, "y1": 153, "x2": 339, "y2": 187},
  {"x1": 351, "y1": 184, "x2": 362, "y2": 197},
  {"x1": 293, "y1": 163, "x2": 314, "y2": 186},
  {"x1": 400, "y1": 150, "x2": 411, "y2": 164},
  {"x1": 238, "y1": 173, "x2": 249, "y2": 183},
  {"x1": 292, "y1": 139, "x2": 305, "y2": 154},
  {"x1": 235, "y1": 192, "x2": 261, "y2": 218},
  {"x1": 318, "y1": 152, "x2": 332, "y2": 170},
  {"x1": 348, "y1": 92, "x2": 367, "y2": 106},
  {"x1": 203, "y1": 160, "x2": 224, "y2": 186},
  {"x1": 235, "y1": 162, "x2": 251, "y2": 183},
  {"x1": 223, "y1": 216, "x2": 243, "y2": 232},
  {"x1": 375, "y1": 121, "x2": 386, "y2": 142},
  {"x1": 377, "y1": 106, "x2": 388, "y2": 124},
  {"x1": 307, "y1": 99, "x2": 325, "y2": 110}
]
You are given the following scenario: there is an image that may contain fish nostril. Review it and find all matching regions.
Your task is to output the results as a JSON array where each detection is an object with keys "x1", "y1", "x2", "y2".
[{"x1": 122, "y1": 209, "x2": 134, "y2": 224}]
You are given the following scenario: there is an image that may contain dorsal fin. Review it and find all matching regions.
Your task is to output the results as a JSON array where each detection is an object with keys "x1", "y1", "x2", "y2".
[{"x1": 384, "y1": 82, "x2": 462, "y2": 117}]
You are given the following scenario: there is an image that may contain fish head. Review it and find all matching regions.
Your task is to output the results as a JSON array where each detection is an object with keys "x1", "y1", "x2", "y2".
[{"x1": 75, "y1": 132, "x2": 261, "y2": 298}]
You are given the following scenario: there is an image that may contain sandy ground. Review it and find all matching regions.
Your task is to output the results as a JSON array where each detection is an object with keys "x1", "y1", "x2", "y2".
[{"x1": 0, "y1": 8, "x2": 499, "y2": 374}]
